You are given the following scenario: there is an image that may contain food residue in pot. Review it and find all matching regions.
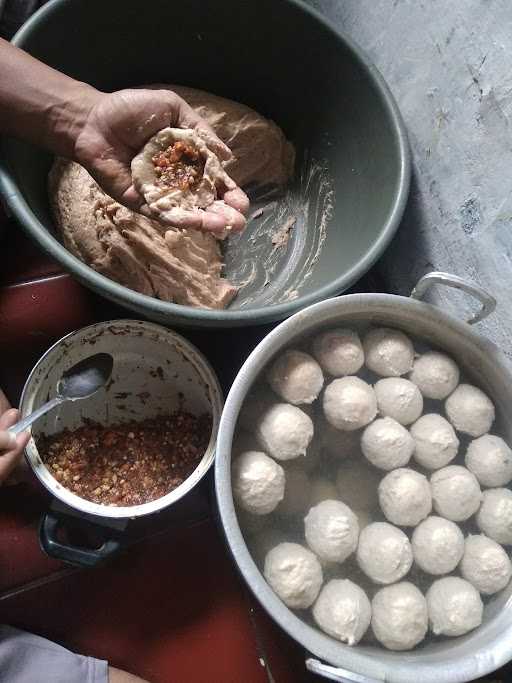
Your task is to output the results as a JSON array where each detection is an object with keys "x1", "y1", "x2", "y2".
[{"x1": 38, "y1": 411, "x2": 212, "y2": 506}]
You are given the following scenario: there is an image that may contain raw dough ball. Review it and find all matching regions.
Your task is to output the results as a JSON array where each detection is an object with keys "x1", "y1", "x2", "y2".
[
  {"x1": 313, "y1": 329, "x2": 364, "y2": 377},
  {"x1": 412, "y1": 516, "x2": 464, "y2": 575},
  {"x1": 264, "y1": 542, "x2": 323, "y2": 609},
  {"x1": 371, "y1": 582, "x2": 428, "y2": 651},
  {"x1": 256, "y1": 403, "x2": 314, "y2": 461},
  {"x1": 232, "y1": 451, "x2": 285, "y2": 515},
  {"x1": 363, "y1": 328, "x2": 414, "y2": 377},
  {"x1": 336, "y1": 460, "x2": 381, "y2": 511},
  {"x1": 304, "y1": 500, "x2": 359, "y2": 563},
  {"x1": 277, "y1": 467, "x2": 311, "y2": 517},
  {"x1": 312, "y1": 579, "x2": 371, "y2": 645},
  {"x1": 460, "y1": 534, "x2": 512, "y2": 595},
  {"x1": 323, "y1": 377, "x2": 377, "y2": 431},
  {"x1": 310, "y1": 477, "x2": 339, "y2": 506},
  {"x1": 357, "y1": 522, "x2": 412, "y2": 584},
  {"x1": 465, "y1": 434, "x2": 512, "y2": 487},
  {"x1": 319, "y1": 417, "x2": 360, "y2": 459},
  {"x1": 374, "y1": 378, "x2": 423, "y2": 426},
  {"x1": 426, "y1": 577, "x2": 483, "y2": 636},
  {"x1": 267, "y1": 350, "x2": 324, "y2": 405},
  {"x1": 409, "y1": 351, "x2": 460, "y2": 400},
  {"x1": 477, "y1": 488, "x2": 512, "y2": 544},
  {"x1": 361, "y1": 417, "x2": 414, "y2": 470},
  {"x1": 431, "y1": 465, "x2": 482, "y2": 522},
  {"x1": 445, "y1": 384, "x2": 495, "y2": 437},
  {"x1": 378, "y1": 468, "x2": 432, "y2": 527},
  {"x1": 410, "y1": 414, "x2": 459, "y2": 470}
]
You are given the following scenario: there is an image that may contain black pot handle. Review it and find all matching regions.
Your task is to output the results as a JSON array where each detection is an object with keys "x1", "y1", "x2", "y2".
[{"x1": 39, "y1": 511, "x2": 122, "y2": 567}]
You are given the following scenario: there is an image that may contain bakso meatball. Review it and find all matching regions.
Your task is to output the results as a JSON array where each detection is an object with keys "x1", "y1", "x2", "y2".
[
  {"x1": 426, "y1": 577, "x2": 483, "y2": 637},
  {"x1": 460, "y1": 534, "x2": 512, "y2": 595},
  {"x1": 378, "y1": 468, "x2": 432, "y2": 527},
  {"x1": 361, "y1": 417, "x2": 414, "y2": 470},
  {"x1": 232, "y1": 451, "x2": 285, "y2": 515},
  {"x1": 323, "y1": 377, "x2": 377, "y2": 431},
  {"x1": 371, "y1": 583, "x2": 428, "y2": 651},
  {"x1": 313, "y1": 579, "x2": 371, "y2": 645},
  {"x1": 267, "y1": 350, "x2": 324, "y2": 405},
  {"x1": 445, "y1": 384, "x2": 495, "y2": 437},
  {"x1": 465, "y1": 434, "x2": 512, "y2": 488},
  {"x1": 409, "y1": 351, "x2": 460, "y2": 400},
  {"x1": 410, "y1": 414, "x2": 459, "y2": 470},
  {"x1": 477, "y1": 488, "x2": 512, "y2": 545},
  {"x1": 430, "y1": 466, "x2": 482, "y2": 522},
  {"x1": 357, "y1": 522, "x2": 413, "y2": 584},
  {"x1": 264, "y1": 542, "x2": 323, "y2": 609},
  {"x1": 374, "y1": 378, "x2": 423, "y2": 426},
  {"x1": 363, "y1": 328, "x2": 414, "y2": 377},
  {"x1": 411, "y1": 516, "x2": 464, "y2": 575},
  {"x1": 312, "y1": 329, "x2": 364, "y2": 377},
  {"x1": 256, "y1": 403, "x2": 314, "y2": 461},
  {"x1": 304, "y1": 499, "x2": 359, "y2": 564}
]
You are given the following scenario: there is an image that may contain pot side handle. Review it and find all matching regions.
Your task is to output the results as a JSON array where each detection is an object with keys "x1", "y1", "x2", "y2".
[
  {"x1": 305, "y1": 658, "x2": 383, "y2": 683},
  {"x1": 39, "y1": 511, "x2": 122, "y2": 568},
  {"x1": 410, "y1": 271, "x2": 496, "y2": 325}
]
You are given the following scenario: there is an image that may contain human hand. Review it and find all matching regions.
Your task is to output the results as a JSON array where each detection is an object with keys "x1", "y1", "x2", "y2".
[
  {"x1": 0, "y1": 409, "x2": 30, "y2": 486},
  {"x1": 73, "y1": 88, "x2": 249, "y2": 234}
]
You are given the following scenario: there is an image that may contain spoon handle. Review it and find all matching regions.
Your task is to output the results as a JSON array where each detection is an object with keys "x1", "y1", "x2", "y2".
[{"x1": 9, "y1": 396, "x2": 66, "y2": 436}]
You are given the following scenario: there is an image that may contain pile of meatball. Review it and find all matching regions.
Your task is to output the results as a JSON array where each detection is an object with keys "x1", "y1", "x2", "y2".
[{"x1": 231, "y1": 327, "x2": 512, "y2": 651}]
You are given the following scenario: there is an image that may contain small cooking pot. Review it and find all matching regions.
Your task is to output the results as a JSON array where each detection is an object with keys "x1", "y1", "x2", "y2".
[
  {"x1": 20, "y1": 319, "x2": 222, "y2": 566},
  {"x1": 215, "y1": 272, "x2": 512, "y2": 683}
]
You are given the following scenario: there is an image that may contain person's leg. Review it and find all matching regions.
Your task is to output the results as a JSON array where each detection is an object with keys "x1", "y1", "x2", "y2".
[{"x1": 109, "y1": 666, "x2": 150, "y2": 683}]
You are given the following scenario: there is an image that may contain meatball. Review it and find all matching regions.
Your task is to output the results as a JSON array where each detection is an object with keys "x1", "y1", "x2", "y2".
[
  {"x1": 323, "y1": 376, "x2": 377, "y2": 431},
  {"x1": 410, "y1": 414, "x2": 459, "y2": 470},
  {"x1": 363, "y1": 327, "x2": 414, "y2": 377},
  {"x1": 357, "y1": 522, "x2": 413, "y2": 584},
  {"x1": 477, "y1": 488, "x2": 512, "y2": 545},
  {"x1": 267, "y1": 350, "x2": 324, "y2": 405},
  {"x1": 465, "y1": 434, "x2": 512, "y2": 488},
  {"x1": 304, "y1": 499, "x2": 359, "y2": 563},
  {"x1": 256, "y1": 403, "x2": 314, "y2": 461},
  {"x1": 426, "y1": 577, "x2": 483, "y2": 637},
  {"x1": 312, "y1": 579, "x2": 371, "y2": 645},
  {"x1": 409, "y1": 351, "x2": 460, "y2": 400},
  {"x1": 411, "y1": 516, "x2": 464, "y2": 575},
  {"x1": 445, "y1": 384, "x2": 495, "y2": 437},
  {"x1": 232, "y1": 451, "x2": 285, "y2": 515},
  {"x1": 460, "y1": 534, "x2": 512, "y2": 595},
  {"x1": 378, "y1": 468, "x2": 432, "y2": 527},
  {"x1": 371, "y1": 582, "x2": 428, "y2": 651},
  {"x1": 264, "y1": 542, "x2": 323, "y2": 609},
  {"x1": 374, "y1": 378, "x2": 423, "y2": 426},
  {"x1": 361, "y1": 417, "x2": 414, "y2": 470},
  {"x1": 430, "y1": 465, "x2": 482, "y2": 522},
  {"x1": 312, "y1": 329, "x2": 364, "y2": 377}
]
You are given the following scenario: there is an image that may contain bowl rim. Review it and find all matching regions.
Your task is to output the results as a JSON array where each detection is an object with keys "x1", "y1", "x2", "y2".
[
  {"x1": 20, "y1": 318, "x2": 223, "y2": 519},
  {"x1": 0, "y1": 0, "x2": 411, "y2": 326}
]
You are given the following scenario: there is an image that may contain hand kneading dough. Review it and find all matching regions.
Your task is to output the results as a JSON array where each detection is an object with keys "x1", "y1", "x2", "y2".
[
  {"x1": 477, "y1": 488, "x2": 512, "y2": 544},
  {"x1": 374, "y1": 378, "x2": 423, "y2": 426},
  {"x1": 465, "y1": 434, "x2": 512, "y2": 487},
  {"x1": 460, "y1": 534, "x2": 512, "y2": 595},
  {"x1": 312, "y1": 329, "x2": 364, "y2": 377},
  {"x1": 323, "y1": 377, "x2": 377, "y2": 431},
  {"x1": 410, "y1": 414, "x2": 459, "y2": 470},
  {"x1": 363, "y1": 328, "x2": 414, "y2": 377},
  {"x1": 264, "y1": 542, "x2": 323, "y2": 609},
  {"x1": 256, "y1": 403, "x2": 314, "y2": 461},
  {"x1": 378, "y1": 468, "x2": 432, "y2": 527},
  {"x1": 409, "y1": 351, "x2": 460, "y2": 399},
  {"x1": 312, "y1": 579, "x2": 371, "y2": 645},
  {"x1": 232, "y1": 451, "x2": 285, "y2": 515},
  {"x1": 426, "y1": 577, "x2": 483, "y2": 636},
  {"x1": 430, "y1": 465, "x2": 482, "y2": 522},
  {"x1": 357, "y1": 522, "x2": 413, "y2": 584},
  {"x1": 304, "y1": 500, "x2": 359, "y2": 563},
  {"x1": 411, "y1": 516, "x2": 464, "y2": 575},
  {"x1": 267, "y1": 350, "x2": 324, "y2": 405},
  {"x1": 445, "y1": 384, "x2": 495, "y2": 437},
  {"x1": 371, "y1": 583, "x2": 428, "y2": 651},
  {"x1": 361, "y1": 417, "x2": 414, "y2": 470}
]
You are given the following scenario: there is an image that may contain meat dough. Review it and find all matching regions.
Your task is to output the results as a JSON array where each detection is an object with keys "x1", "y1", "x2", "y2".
[
  {"x1": 264, "y1": 542, "x2": 323, "y2": 609},
  {"x1": 312, "y1": 579, "x2": 371, "y2": 645},
  {"x1": 371, "y1": 583, "x2": 428, "y2": 651}
]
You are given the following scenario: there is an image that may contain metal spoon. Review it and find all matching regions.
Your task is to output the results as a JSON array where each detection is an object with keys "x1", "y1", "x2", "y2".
[{"x1": 9, "y1": 353, "x2": 114, "y2": 436}]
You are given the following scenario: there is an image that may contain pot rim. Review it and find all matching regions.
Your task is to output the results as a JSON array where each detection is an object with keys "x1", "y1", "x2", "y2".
[
  {"x1": 215, "y1": 292, "x2": 512, "y2": 683},
  {"x1": 0, "y1": 0, "x2": 410, "y2": 327},
  {"x1": 20, "y1": 319, "x2": 223, "y2": 519}
]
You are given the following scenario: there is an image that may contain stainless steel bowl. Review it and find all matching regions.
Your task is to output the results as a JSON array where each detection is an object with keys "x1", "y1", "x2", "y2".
[{"x1": 215, "y1": 272, "x2": 512, "y2": 683}]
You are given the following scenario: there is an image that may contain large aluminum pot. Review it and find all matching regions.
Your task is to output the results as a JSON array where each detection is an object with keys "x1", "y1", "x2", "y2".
[{"x1": 215, "y1": 272, "x2": 512, "y2": 683}]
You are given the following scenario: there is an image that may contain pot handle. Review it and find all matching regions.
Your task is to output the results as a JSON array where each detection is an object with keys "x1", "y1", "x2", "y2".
[
  {"x1": 305, "y1": 659, "x2": 383, "y2": 683},
  {"x1": 39, "y1": 511, "x2": 122, "y2": 568},
  {"x1": 410, "y1": 271, "x2": 496, "y2": 325}
]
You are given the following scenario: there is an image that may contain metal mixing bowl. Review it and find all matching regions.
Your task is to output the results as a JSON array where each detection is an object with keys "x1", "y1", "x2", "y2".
[{"x1": 0, "y1": 0, "x2": 410, "y2": 327}]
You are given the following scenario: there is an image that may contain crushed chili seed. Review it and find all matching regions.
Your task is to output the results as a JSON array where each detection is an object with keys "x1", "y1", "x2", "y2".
[
  {"x1": 152, "y1": 141, "x2": 205, "y2": 191},
  {"x1": 38, "y1": 412, "x2": 212, "y2": 507}
]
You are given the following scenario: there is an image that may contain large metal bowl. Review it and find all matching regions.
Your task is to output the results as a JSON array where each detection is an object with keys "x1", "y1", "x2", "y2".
[
  {"x1": 0, "y1": 0, "x2": 409, "y2": 327},
  {"x1": 215, "y1": 272, "x2": 512, "y2": 683}
]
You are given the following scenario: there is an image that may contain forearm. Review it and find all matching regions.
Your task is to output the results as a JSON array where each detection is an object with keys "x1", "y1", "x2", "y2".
[{"x1": 0, "y1": 38, "x2": 100, "y2": 157}]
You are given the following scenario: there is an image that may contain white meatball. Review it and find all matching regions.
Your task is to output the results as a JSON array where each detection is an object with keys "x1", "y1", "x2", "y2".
[
  {"x1": 336, "y1": 460, "x2": 380, "y2": 512},
  {"x1": 305, "y1": 500, "x2": 359, "y2": 563},
  {"x1": 256, "y1": 403, "x2": 314, "y2": 461},
  {"x1": 363, "y1": 327, "x2": 414, "y2": 377},
  {"x1": 445, "y1": 384, "x2": 495, "y2": 437},
  {"x1": 379, "y1": 468, "x2": 432, "y2": 527},
  {"x1": 461, "y1": 534, "x2": 512, "y2": 595},
  {"x1": 412, "y1": 516, "x2": 464, "y2": 575},
  {"x1": 409, "y1": 351, "x2": 460, "y2": 400},
  {"x1": 276, "y1": 467, "x2": 310, "y2": 517},
  {"x1": 477, "y1": 488, "x2": 512, "y2": 544},
  {"x1": 267, "y1": 350, "x2": 324, "y2": 405},
  {"x1": 323, "y1": 377, "x2": 377, "y2": 431},
  {"x1": 426, "y1": 577, "x2": 483, "y2": 636},
  {"x1": 431, "y1": 465, "x2": 482, "y2": 522},
  {"x1": 374, "y1": 378, "x2": 423, "y2": 426},
  {"x1": 264, "y1": 542, "x2": 323, "y2": 609},
  {"x1": 232, "y1": 451, "x2": 285, "y2": 515},
  {"x1": 371, "y1": 582, "x2": 428, "y2": 651},
  {"x1": 310, "y1": 477, "x2": 339, "y2": 506},
  {"x1": 465, "y1": 435, "x2": 512, "y2": 488},
  {"x1": 361, "y1": 417, "x2": 414, "y2": 470},
  {"x1": 319, "y1": 417, "x2": 360, "y2": 459},
  {"x1": 410, "y1": 414, "x2": 459, "y2": 470},
  {"x1": 357, "y1": 522, "x2": 412, "y2": 584},
  {"x1": 313, "y1": 329, "x2": 364, "y2": 377},
  {"x1": 313, "y1": 579, "x2": 371, "y2": 645}
]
